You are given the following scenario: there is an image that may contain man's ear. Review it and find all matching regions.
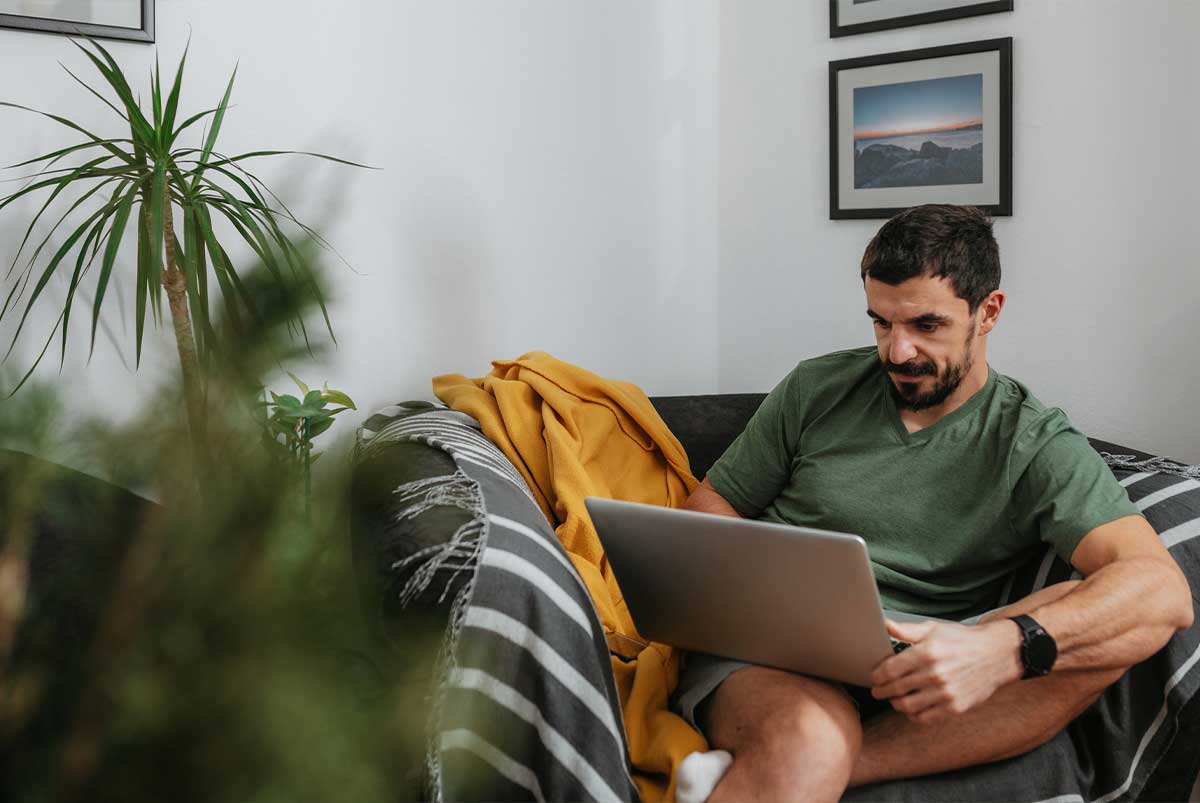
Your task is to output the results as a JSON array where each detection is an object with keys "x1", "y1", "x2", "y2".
[{"x1": 978, "y1": 290, "x2": 1005, "y2": 335}]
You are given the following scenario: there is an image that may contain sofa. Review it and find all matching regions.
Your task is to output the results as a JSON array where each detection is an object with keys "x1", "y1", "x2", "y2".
[
  {"x1": 0, "y1": 450, "x2": 157, "y2": 796},
  {"x1": 351, "y1": 393, "x2": 1200, "y2": 803}
]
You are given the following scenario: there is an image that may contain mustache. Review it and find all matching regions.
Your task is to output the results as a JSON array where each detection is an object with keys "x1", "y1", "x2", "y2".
[{"x1": 886, "y1": 360, "x2": 937, "y2": 377}]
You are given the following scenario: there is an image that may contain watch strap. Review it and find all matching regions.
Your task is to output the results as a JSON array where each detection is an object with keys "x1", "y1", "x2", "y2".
[{"x1": 1010, "y1": 614, "x2": 1053, "y2": 679}]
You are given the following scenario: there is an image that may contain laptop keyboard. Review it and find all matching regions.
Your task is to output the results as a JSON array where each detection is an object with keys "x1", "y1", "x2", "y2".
[{"x1": 890, "y1": 638, "x2": 912, "y2": 654}]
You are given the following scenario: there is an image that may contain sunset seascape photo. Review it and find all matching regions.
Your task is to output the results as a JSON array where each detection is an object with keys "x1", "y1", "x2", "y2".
[{"x1": 853, "y1": 72, "x2": 984, "y2": 189}]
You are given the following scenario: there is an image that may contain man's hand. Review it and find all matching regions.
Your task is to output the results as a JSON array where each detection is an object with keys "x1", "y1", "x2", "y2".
[{"x1": 870, "y1": 618, "x2": 1025, "y2": 724}]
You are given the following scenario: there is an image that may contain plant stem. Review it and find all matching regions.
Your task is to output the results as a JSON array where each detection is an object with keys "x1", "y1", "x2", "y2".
[
  {"x1": 160, "y1": 200, "x2": 208, "y2": 471},
  {"x1": 303, "y1": 417, "x2": 311, "y2": 525}
]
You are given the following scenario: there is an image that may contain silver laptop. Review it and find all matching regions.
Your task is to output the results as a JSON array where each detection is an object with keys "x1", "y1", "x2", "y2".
[{"x1": 584, "y1": 496, "x2": 949, "y2": 687}]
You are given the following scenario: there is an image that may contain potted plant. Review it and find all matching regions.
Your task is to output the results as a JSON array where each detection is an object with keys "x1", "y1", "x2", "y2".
[{"x1": 0, "y1": 38, "x2": 368, "y2": 466}]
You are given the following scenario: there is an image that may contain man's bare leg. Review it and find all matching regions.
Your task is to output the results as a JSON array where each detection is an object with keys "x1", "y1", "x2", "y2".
[
  {"x1": 702, "y1": 665, "x2": 863, "y2": 803},
  {"x1": 849, "y1": 581, "x2": 1126, "y2": 787}
]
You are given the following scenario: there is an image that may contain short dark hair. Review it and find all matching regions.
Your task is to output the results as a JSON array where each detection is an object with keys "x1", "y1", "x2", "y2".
[{"x1": 860, "y1": 204, "x2": 1000, "y2": 313}]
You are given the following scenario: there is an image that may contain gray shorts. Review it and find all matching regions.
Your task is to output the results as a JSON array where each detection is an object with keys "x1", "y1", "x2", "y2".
[{"x1": 671, "y1": 608, "x2": 994, "y2": 737}]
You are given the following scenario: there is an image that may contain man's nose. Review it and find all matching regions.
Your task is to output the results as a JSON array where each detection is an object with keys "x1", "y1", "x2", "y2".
[{"x1": 889, "y1": 334, "x2": 917, "y2": 365}]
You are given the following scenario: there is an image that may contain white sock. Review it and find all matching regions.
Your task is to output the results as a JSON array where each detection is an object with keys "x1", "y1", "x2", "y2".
[{"x1": 675, "y1": 749, "x2": 733, "y2": 803}]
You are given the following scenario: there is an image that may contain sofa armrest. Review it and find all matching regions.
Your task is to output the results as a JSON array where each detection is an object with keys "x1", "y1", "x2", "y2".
[{"x1": 350, "y1": 402, "x2": 637, "y2": 802}]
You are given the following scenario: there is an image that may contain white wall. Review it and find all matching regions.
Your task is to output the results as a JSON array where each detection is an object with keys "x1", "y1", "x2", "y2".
[
  {"x1": 0, "y1": 0, "x2": 718, "y2": 469},
  {"x1": 2, "y1": 0, "x2": 1197, "y2": 469},
  {"x1": 718, "y1": 0, "x2": 1200, "y2": 463}
]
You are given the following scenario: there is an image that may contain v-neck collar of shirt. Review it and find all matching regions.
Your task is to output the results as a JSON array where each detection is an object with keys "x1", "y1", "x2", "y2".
[{"x1": 882, "y1": 364, "x2": 997, "y2": 444}]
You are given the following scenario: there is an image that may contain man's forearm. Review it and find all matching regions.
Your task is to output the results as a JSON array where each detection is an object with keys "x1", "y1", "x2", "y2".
[
  {"x1": 1025, "y1": 556, "x2": 1193, "y2": 673},
  {"x1": 683, "y1": 477, "x2": 743, "y2": 518}
]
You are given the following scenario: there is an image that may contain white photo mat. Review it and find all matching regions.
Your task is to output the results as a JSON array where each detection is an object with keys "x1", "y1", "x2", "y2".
[{"x1": 837, "y1": 50, "x2": 1002, "y2": 211}]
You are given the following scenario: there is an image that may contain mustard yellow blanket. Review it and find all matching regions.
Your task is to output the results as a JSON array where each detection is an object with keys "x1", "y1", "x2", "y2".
[{"x1": 433, "y1": 351, "x2": 707, "y2": 803}]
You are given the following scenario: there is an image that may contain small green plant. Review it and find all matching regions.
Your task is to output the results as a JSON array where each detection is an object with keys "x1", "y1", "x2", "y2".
[{"x1": 261, "y1": 373, "x2": 356, "y2": 520}]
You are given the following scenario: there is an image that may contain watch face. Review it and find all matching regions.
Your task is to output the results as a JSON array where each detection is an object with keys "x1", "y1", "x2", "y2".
[{"x1": 1027, "y1": 630, "x2": 1057, "y2": 672}]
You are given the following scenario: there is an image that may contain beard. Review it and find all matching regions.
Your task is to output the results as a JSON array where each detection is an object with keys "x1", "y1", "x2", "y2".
[{"x1": 885, "y1": 325, "x2": 976, "y2": 412}]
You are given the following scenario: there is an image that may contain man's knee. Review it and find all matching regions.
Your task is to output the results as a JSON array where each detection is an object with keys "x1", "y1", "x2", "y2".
[
  {"x1": 705, "y1": 666, "x2": 862, "y2": 778},
  {"x1": 1011, "y1": 665, "x2": 1127, "y2": 754}
]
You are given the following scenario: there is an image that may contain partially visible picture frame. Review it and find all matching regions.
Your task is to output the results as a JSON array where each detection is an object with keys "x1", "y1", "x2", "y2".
[
  {"x1": 0, "y1": 0, "x2": 153, "y2": 42},
  {"x1": 830, "y1": 0, "x2": 1012, "y2": 39},
  {"x1": 829, "y1": 37, "x2": 1012, "y2": 220}
]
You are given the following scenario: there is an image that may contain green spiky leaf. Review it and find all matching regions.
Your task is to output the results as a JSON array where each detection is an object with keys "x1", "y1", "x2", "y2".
[{"x1": 0, "y1": 35, "x2": 366, "y2": 437}]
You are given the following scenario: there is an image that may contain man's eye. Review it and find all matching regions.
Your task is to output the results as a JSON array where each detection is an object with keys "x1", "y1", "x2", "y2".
[
  {"x1": 918, "y1": 323, "x2": 938, "y2": 333},
  {"x1": 873, "y1": 320, "x2": 890, "y2": 329}
]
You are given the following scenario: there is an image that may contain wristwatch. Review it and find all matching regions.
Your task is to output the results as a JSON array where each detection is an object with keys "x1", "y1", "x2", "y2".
[{"x1": 1009, "y1": 614, "x2": 1057, "y2": 679}]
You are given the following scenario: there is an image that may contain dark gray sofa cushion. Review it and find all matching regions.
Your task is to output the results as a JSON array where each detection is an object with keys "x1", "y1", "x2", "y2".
[
  {"x1": 0, "y1": 450, "x2": 157, "y2": 796},
  {"x1": 649, "y1": 394, "x2": 769, "y2": 480}
]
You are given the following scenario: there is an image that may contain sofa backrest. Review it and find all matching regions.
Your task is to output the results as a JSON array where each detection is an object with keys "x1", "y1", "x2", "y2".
[
  {"x1": 649, "y1": 394, "x2": 767, "y2": 480},
  {"x1": 649, "y1": 393, "x2": 1161, "y2": 480}
]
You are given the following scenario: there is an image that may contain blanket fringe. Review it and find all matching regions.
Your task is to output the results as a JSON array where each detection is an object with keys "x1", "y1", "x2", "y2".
[
  {"x1": 390, "y1": 471, "x2": 487, "y2": 607},
  {"x1": 385, "y1": 466, "x2": 488, "y2": 803},
  {"x1": 1101, "y1": 452, "x2": 1200, "y2": 480}
]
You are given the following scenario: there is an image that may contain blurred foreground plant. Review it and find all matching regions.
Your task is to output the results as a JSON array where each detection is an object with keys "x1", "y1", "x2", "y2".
[{"x1": 0, "y1": 246, "x2": 435, "y2": 803}]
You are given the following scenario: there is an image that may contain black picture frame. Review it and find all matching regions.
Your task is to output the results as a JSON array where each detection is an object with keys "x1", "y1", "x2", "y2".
[
  {"x1": 0, "y1": 0, "x2": 153, "y2": 43},
  {"x1": 829, "y1": 37, "x2": 1012, "y2": 220},
  {"x1": 830, "y1": 0, "x2": 1012, "y2": 39}
]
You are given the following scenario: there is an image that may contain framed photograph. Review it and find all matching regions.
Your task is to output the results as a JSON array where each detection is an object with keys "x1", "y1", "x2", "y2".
[
  {"x1": 830, "y1": 0, "x2": 1013, "y2": 39},
  {"x1": 829, "y1": 37, "x2": 1011, "y2": 220},
  {"x1": 0, "y1": 0, "x2": 153, "y2": 42}
]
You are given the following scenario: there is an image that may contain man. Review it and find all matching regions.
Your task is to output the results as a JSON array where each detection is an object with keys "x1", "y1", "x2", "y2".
[{"x1": 674, "y1": 205, "x2": 1193, "y2": 802}]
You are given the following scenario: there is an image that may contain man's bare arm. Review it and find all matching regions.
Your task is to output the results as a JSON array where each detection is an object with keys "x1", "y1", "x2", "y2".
[
  {"x1": 1015, "y1": 514, "x2": 1194, "y2": 673},
  {"x1": 872, "y1": 514, "x2": 1193, "y2": 722},
  {"x1": 684, "y1": 477, "x2": 743, "y2": 518}
]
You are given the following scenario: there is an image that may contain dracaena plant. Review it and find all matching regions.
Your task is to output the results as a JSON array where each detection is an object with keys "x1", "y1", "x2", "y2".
[{"x1": 0, "y1": 37, "x2": 367, "y2": 464}]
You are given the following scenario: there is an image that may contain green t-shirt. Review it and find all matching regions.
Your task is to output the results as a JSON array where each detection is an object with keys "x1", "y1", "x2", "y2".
[{"x1": 707, "y1": 346, "x2": 1140, "y2": 618}]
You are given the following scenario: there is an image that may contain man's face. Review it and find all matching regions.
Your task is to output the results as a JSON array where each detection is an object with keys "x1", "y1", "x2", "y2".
[{"x1": 864, "y1": 275, "x2": 979, "y2": 412}]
